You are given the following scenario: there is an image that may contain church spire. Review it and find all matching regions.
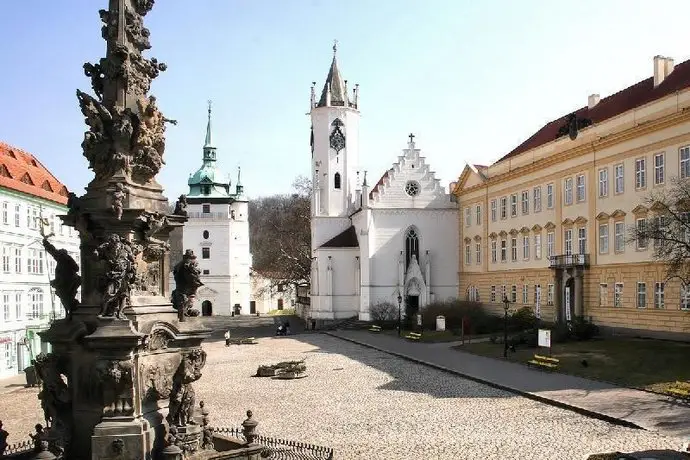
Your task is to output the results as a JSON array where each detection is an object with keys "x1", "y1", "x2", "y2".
[
  {"x1": 317, "y1": 40, "x2": 351, "y2": 108},
  {"x1": 204, "y1": 100, "x2": 213, "y2": 147}
]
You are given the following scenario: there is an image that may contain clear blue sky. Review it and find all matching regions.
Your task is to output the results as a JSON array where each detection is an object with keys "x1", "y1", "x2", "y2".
[{"x1": 1, "y1": 1, "x2": 689, "y2": 200}]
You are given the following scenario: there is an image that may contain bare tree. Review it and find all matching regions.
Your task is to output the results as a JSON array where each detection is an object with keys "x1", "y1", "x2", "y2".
[
  {"x1": 630, "y1": 177, "x2": 690, "y2": 285},
  {"x1": 249, "y1": 176, "x2": 311, "y2": 292}
]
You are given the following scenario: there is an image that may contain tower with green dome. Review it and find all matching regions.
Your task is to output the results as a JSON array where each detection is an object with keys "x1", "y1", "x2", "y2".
[{"x1": 182, "y1": 102, "x2": 251, "y2": 317}]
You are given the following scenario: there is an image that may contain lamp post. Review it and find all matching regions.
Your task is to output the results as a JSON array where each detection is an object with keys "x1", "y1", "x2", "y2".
[
  {"x1": 397, "y1": 293, "x2": 403, "y2": 337},
  {"x1": 503, "y1": 295, "x2": 510, "y2": 358}
]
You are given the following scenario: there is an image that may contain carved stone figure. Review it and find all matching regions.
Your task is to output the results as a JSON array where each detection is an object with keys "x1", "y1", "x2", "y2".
[
  {"x1": 30, "y1": 423, "x2": 45, "y2": 453},
  {"x1": 66, "y1": 192, "x2": 82, "y2": 216},
  {"x1": 110, "y1": 183, "x2": 127, "y2": 220},
  {"x1": 83, "y1": 62, "x2": 105, "y2": 100},
  {"x1": 42, "y1": 236, "x2": 81, "y2": 319},
  {"x1": 99, "y1": 360, "x2": 134, "y2": 417},
  {"x1": 173, "y1": 195, "x2": 188, "y2": 216},
  {"x1": 138, "y1": 211, "x2": 169, "y2": 245},
  {"x1": 142, "y1": 360, "x2": 174, "y2": 403},
  {"x1": 124, "y1": 5, "x2": 151, "y2": 51},
  {"x1": 93, "y1": 235, "x2": 139, "y2": 319},
  {"x1": 146, "y1": 329, "x2": 171, "y2": 351},
  {"x1": 34, "y1": 353, "x2": 71, "y2": 432},
  {"x1": 131, "y1": 96, "x2": 176, "y2": 183},
  {"x1": 165, "y1": 425, "x2": 184, "y2": 450},
  {"x1": 171, "y1": 250, "x2": 204, "y2": 321},
  {"x1": 201, "y1": 419, "x2": 213, "y2": 450},
  {"x1": 167, "y1": 349, "x2": 206, "y2": 427}
]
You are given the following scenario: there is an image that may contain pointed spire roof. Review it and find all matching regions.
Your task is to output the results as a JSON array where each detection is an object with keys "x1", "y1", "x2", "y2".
[
  {"x1": 204, "y1": 100, "x2": 213, "y2": 147},
  {"x1": 317, "y1": 41, "x2": 350, "y2": 108}
]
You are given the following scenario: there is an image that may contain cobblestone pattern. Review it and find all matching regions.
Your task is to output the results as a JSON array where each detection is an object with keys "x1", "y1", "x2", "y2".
[{"x1": 0, "y1": 334, "x2": 682, "y2": 459}]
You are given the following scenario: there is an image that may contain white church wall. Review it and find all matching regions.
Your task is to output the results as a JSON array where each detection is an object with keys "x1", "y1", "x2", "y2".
[
  {"x1": 311, "y1": 247, "x2": 359, "y2": 319},
  {"x1": 311, "y1": 216, "x2": 351, "y2": 249}
]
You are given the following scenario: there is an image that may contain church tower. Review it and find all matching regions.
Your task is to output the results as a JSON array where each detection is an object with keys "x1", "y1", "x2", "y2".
[
  {"x1": 309, "y1": 42, "x2": 361, "y2": 249},
  {"x1": 182, "y1": 102, "x2": 251, "y2": 316}
]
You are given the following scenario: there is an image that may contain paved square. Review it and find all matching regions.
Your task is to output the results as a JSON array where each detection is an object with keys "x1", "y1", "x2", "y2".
[{"x1": 0, "y1": 334, "x2": 682, "y2": 459}]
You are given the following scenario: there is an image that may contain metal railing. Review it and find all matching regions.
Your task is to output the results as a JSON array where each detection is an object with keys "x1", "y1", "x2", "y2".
[
  {"x1": 187, "y1": 212, "x2": 231, "y2": 220},
  {"x1": 4, "y1": 439, "x2": 33, "y2": 456},
  {"x1": 213, "y1": 426, "x2": 334, "y2": 460},
  {"x1": 548, "y1": 253, "x2": 589, "y2": 269}
]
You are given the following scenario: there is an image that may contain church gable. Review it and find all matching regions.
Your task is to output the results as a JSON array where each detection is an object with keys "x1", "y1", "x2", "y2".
[{"x1": 369, "y1": 136, "x2": 454, "y2": 209}]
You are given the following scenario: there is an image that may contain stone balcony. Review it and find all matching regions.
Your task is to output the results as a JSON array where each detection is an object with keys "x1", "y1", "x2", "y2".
[{"x1": 549, "y1": 253, "x2": 590, "y2": 269}]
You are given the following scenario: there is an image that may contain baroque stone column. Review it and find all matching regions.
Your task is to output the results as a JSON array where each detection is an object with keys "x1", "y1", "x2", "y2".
[
  {"x1": 554, "y1": 271, "x2": 563, "y2": 323},
  {"x1": 37, "y1": 2, "x2": 210, "y2": 459}
]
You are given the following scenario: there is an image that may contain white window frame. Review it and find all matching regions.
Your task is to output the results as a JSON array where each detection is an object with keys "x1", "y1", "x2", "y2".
[
  {"x1": 476, "y1": 205, "x2": 481, "y2": 226},
  {"x1": 522, "y1": 235, "x2": 530, "y2": 260},
  {"x1": 599, "y1": 223, "x2": 609, "y2": 254},
  {"x1": 654, "y1": 282, "x2": 664, "y2": 309},
  {"x1": 636, "y1": 218, "x2": 647, "y2": 250},
  {"x1": 614, "y1": 221, "x2": 625, "y2": 253},
  {"x1": 500, "y1": 240, "x2": 507, "y2": 262},
  {"x1": 511, "y1": 285, "x2": 517, "y2": 303},
  {"x1": 614, "y1": 283, "x2": 623, "y2": 307},
  {"x1": 490, "y1": 199, "x2": 497, "y2": 222},
  {"x1": 1, "y1": 202, "x2": 7, "y2": 225},
  {"x1": 681, "y1": 146, "x2": 690, "y2": 179},
  {"x1": 15, "y1": 292, "x2": 21, "y2": 319},
  {"x1": 598, "y1": 168, "x2": 608, "y2": 198},
  {"x1": 635, "y1": 158, "x2": 646, "y2": 189},
  {"x1": 2, "y1": 246, "x2": 10, "y2": 274},
  {"x1": 654, "y1": 153, "x2": 665, "y2": 186},
  {"x1": 491, "y1": 240, "x2": 497, "y2": 263},
  {"x1": 578, "y1": 227, "x2": 587, "y2": 254},
  {"x1": 2, "y1": 293, "x2": 10, "y2": 321},
  {"x1": 637, "y1": 282, "x2": 647, "y2": 309},
  {"x1": 522, "y1": 284, "x2": 529, "y2": 305},
  {"x1": 465, "y1": 207, "x2": 471, "y2": 227},
  {"x1": 465, "y1": 244, "x2": 471, "y2": 264},
  {"x1": 533, "y1": 187, "x2": 542, "y2": 213},
  {"x1": 614, "y1": 163, "x2": 624, "y2": 194},
  {"x1": 511, "y1": 238, "x2": 517, "y2": 262},
  {"x1": 599, "y1": 283, "x2": 608, "y2": 307},
  {"x1": 500, "y1": 197, "x2": 507, "y2": 220},
  {"x1": 576, "y1": 174, "x2": 586, "y2": 202},
  {"x1": 14, "y1": 248, "x2": 21, "y2": 273},
  {"x1": 14, "y1": 204, "x2": 20, "y2": 227},
  {"x1": 546, "y1": 232, "x2": 554, "y2": 259},
  {"x1": 490, "y1": 285, "x2": 496, "y2": 303},
  {"x1": 521, "y1": 191, "x2": 529, "y2": 215},
  {"x1": 564, "y1": 178, "x2": 573, "y2": 205},
  {"x1": 546, "y1": 183, "x2": 554, "y2": 209},
  {"x1": 475, "y1": 241, "x2": 481, "y2": 265},
  {"x1": 681, "y1": 284, "x2": 690, "y2": 311},
  {"x1": 564, "y1": 229, "x2": 573, "y2": 255},
  {"x1": 534, "y1": 234, "x2": 542, "y2": 259},
  {"x1": 547, "y1": 284, "x2": 554, "y2": 305},
  {"x1": 510, "y1": 194, "x2": 518, "y2": 217}
]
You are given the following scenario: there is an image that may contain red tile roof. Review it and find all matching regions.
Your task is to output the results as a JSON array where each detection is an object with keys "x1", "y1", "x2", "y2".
[
  {"x1": 369, "y1": 169, "x2": 393, "y2": 199},
  {"x1": 0, "y1": 141, "x2": 69, "y2": 205},
  {"x1": 498, "y1": 58, "x2": 690, "y2": 163}
]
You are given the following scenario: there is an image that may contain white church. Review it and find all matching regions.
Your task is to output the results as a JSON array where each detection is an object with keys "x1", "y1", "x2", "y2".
[
  {"x1": 309, "y1": 46, "x2": 459, "y2": 322},
  {"x1": 180, "y1": 104, "x2": 252, "y2": 316}
]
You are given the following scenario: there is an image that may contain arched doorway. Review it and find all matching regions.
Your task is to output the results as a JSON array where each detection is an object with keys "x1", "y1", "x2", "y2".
[{"x1": 201, "y1": 300, "x2": 213, "y2": 316}]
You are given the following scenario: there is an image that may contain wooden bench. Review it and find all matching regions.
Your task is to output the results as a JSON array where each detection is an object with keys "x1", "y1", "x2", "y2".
[
  {"x1": 405, "y1": 332, "x2": 422, "y2": 341},
  {"x1": 527, "y1": 354, "x2": 559, "y2": 370},
  {"x1": 369, "y1": 325, "x2": 382, "y2": 333}
]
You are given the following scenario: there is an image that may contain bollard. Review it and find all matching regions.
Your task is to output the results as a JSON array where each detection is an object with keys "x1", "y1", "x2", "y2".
[{"x1": 242, "y1": 410, "x2": 258, "y2": 445}]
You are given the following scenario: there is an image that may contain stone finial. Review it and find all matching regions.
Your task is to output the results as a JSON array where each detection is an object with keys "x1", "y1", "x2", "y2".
[
  {"x1": 31, "y1": 441, "x2": 57, "y2": 460},
  {"x1": 242, "y1": 410, "x2": 258, "y2": 445},
  {"x1": 161, "y1": 444, "x2": 183, "y2": 460}
]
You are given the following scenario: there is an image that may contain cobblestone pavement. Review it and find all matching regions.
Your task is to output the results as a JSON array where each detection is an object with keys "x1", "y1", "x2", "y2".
[{"x1": 0, "y1": 334, "x2": 683, "y2": 459}]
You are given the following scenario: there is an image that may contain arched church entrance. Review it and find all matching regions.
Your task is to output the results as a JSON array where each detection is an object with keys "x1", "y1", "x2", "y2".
[{"x1": 201, "y1": 300, "x2": 213, "y2": 316}]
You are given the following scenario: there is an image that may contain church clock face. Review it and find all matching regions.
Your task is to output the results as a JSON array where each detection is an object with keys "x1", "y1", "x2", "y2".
[{"x1": 330, "y1": 127, "x2": 346, "y2": 153}]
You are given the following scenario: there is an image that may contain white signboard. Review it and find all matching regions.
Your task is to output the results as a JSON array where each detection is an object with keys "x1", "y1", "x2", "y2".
[{"x1": 538, "y1": 329, "x2": 551, "y2": 348}]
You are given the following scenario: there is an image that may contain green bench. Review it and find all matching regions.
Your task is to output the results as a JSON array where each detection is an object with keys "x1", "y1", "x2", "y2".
[
  {"x1": 369, "y1": 325, "x2": 382, "y2": 333},
  {"x1": 405, "y1": 332, "x2": 422, "y2": 341},
  {"x1": 527, "y1": 354, "x2": 560, "y2": 370}
]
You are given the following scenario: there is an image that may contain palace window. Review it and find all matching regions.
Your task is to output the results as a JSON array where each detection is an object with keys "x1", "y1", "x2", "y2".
[
  {"x1": 500, "y1": 197, "x2": 507, "y2": 220},
  {"x1": 681, "y1": 146, "x2": 690, "y2": 179},
  {"x1": 202, "y1": 204, "x2": 210, "y2": 214},
  {"x1": 635, "y1": 158, "x2": 646, "y2": 189},
  {"x1": 546, "y1": 183, "x2": 554, "y2": 209},
  {"x1": 334, "y1": 173, "x2": 341, "y2": 189},
  {"x1": 654, "y1": 282, "x2": 665, "y2": 309},
  {"x1": 510, "y1": 194, "x2": 518, "y2": 217},
  {"x1": 533, "y1": 187, "x2": 542, "y2": 213},
  {"x1": 534, "y1": 234, "x2": 542, "y2": 259},
  {"x1": 598, "y1": 168, "x2": 608, "y2": 198},
  {"x1": 637, "y1": 282, "x2": 647, "y2": 308},
  {"x1": 546, "y1": 232, "x2": 554, "y2": 259},
  {"x1": 405, "y1": 228, "x2": 419, "y2": 268},
  {"x1": 14, "y1": 248, "x2": 21, "y2": 273},
  {"x1": 475, "y1": 241, "x2": 481, "y2": 265},
  {"x1": 29, "y1": 288, "x2": 43, "y2": 319},
  {"x1": 576, "y1": 174, "x2": 586, "y2": 202},
  {"x1": 636, "y1": 219, "x2": 647, "y2": 250},
  {"x1": 202, "y1": 247, "x2": 210, "y2": 259},
  {"x1": 522, "y1": 235, "x2": 530, "y2": 260},
  {"x1": 682, "y1": 284, "x2": 690, "y2": 310},
  {"x1": 564, "y1": 229, "x2": 573, "y2": 255},
  {"x1": 3, "y1": 293, "x2": 10, "y2": 321},
  {"x1": 468, "y1": 286, "x2": 479, "y2": 302},
  {"x1": 547, "y1": 284, "x2": 554, "y2": 305},
  {"x1": 490, "y1": 199, "x2": 497, "y2": 222},
  {"x1": 614, "y1": 164, "x2": 624, "y2": 194},
  {"x1": 14, "y1": 204, "x2": 20, "y2": 227},
  {"x1": 465, "y1": 244, "x2": 471, "y2": 265},
  {"x1": 511, "y1": 285, "x2": 517, "y2": 303},
  {"x1": 491, "y1": 240, "x2": 497, "y2": 263},
  {"x1": 599, "y1": 224, "x2": 609, "y2": 254},
  {"x1": 578, "y1": 227, "x2": 587, "y2": 254},
  {"x1": 564, "y1": 178, "x2": 573, "y2": 205},
  {"x1": 476, "y1": 205, "x2": 481, "y2": 225},
  {"x1": 511, "y1": 238, "x2": 517, "y2": 262},
  {"x1": 654, "y1": 153, "x2": 664, "y2": 185},
  {"x1": 522, "y1": 285, "x2": 528, "y2": 305},
  {"x1": 500, "y1": 240, "x2": 507, "y2": 262},
  {"x1": 15, "y1": 292, "x2": 21, "y2": 319},
  {"x1": 465, "y1": 207, "x2": 471, "y2": 227},
  {"x1": 614, "y1": 283, "x2": 623, "y2": 307},
  {"x1": 490, "y1": 285, "x2": 496, "y2": 303},
  {"x1": 521, "y1": 191, "x2": 529, "y2": 215},
  {"x1": 1, "y1": 202, "x2": 7, "y2": 225},
  {"x1": 615, "y1": 222, "x2": 625, "y2": 252},
  {"x1": 2, "y1": 246, "x2": 9, "y2": 274},
  {"x1": 599, "y1": 283, "x2": 608, "y2": 306}
]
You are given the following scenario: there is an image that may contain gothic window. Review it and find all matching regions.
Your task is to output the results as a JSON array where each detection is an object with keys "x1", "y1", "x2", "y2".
[
  {"x1": 334, "y1": 173, "x2": 341, "y2": 190},
  {"x1": 330, "y1": 119, "x2": 346, "y2": 153},
  {"x1": 405, "y1": 228, "x2": 420, "y2": 269},
  {"x1": 405, "y1": 181, "x2": 420, "y2": 197}
]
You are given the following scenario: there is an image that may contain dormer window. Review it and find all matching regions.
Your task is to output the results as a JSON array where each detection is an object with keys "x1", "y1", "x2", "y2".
[{"x1": 203, "y1": 185, "x2": 211, "y2": 195}]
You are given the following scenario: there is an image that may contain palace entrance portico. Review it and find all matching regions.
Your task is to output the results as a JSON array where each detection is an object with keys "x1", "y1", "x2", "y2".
[{"x1": 550, "y1": 254, "x2": 589, "y2": 323}]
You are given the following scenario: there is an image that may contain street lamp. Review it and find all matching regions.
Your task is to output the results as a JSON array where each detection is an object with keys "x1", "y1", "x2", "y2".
[
  {"x1": 397, "y1": 293, "x2": 403, "y2": 337},
  {"x1": 503, "y1": 295, "x2": 510, "y2": 358}
]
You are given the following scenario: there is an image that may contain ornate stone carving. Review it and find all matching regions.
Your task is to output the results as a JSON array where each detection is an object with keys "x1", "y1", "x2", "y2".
[
  {"x1": 141, "y1": 359, "x2": 175, "y2": 403},
  {"x1": 93, "y1": 235, "x2": 139, "y2": 319},
  {"x1": 146, "y1": 329, "x2": 171, "y2": 351},
  {"x1": 556, "y1": 113, "x2": 593, "y2": 140},
  {"x1": 132, "y1": 96, "x2": 176, "y2": 183},
  {"x1": 171, "y1": 250, "x2": 203, "y2": 321},
  {"x1": 137, "y1": 211, "x2": 170, "y2": 246},
  {"x1": 167, "y1": 349, "x2": 206, "y2": 427},
  {"x1": 124, "y1": 4, "x2": 151, "y2": 51},
  {"x1": 172, "y1": 195, "x2": 188, "y2": 216},
  {"x1": 99, "y1": 360, "x2": 134, "y2": 417},
  {"x1": 34, "y1": 353, "x2": 72, "y2": 440},
  {"x1": 42, "y1": 236, "x2": 81, "y2": 319},
  {"x1": 110, "y1": 183, "x2": 127, "y2": 220},
  {"x1": 66, "y1": 192, "x2": 82, "y2": 217},
  {"x1": 83, "y1": 62, "x2": 105, "y2": 101}
]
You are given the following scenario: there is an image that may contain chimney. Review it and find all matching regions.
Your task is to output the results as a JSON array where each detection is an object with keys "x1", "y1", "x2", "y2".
[
  {"x1": 654, "y1": 55, "x2": 675, "y2": 87},
  {"x1": 588, "y1": 94, "x2": 600, "y2": 109}
]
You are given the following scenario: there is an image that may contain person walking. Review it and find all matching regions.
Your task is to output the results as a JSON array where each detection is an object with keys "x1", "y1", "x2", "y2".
[
  {"x1": 0, "y1": 420, "x2": 9, "y2": 457},
  {"x1": 224, "y1": 330, "x2": 230, "y2": 347}
]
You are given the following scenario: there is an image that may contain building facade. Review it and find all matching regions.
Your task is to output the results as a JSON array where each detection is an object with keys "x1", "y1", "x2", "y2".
[
  {"x1": 249, "y1": 270, "x2": 297, "y2": 315},
  {"x1": 0, "y1": 142, "x2": 80, "y2": 377},
  {"x1": 455, "y1": 55, "x2": 690, "y2": 338},
  {"x1": 310, "y1": 46, "x2": 458, "y2": 322},
  {"x1": 180, "y1": 105, "x2": 251, "y2": 316}
]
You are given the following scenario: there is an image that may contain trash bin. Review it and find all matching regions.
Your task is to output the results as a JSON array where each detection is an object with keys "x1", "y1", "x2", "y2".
[
  {"x1": 436, "y1": 315, "x2": 446, "y2": 332},
  {"x1": 24, "y1": 366, "x2": 38, "y2": 387}
]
